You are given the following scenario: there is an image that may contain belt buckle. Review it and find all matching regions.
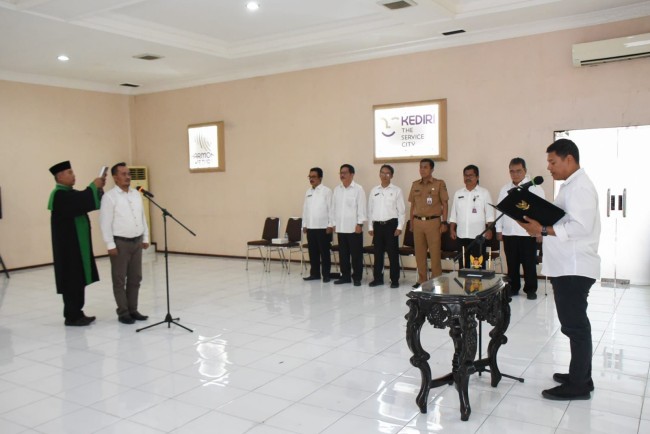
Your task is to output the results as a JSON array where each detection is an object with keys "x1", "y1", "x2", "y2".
[{"x1": 419, "y1": 216, "x2": 426, "y2": 221}]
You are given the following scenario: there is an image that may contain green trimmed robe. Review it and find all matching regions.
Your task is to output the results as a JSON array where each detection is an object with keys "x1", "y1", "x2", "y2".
[{"x1": 48, "y1": 183, "x2": 102, "y2": 294}]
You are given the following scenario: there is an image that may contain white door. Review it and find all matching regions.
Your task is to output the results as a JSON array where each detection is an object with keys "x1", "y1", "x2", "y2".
[{"x1": 554, "y1": 126, "x2": 650, "y2": 285}]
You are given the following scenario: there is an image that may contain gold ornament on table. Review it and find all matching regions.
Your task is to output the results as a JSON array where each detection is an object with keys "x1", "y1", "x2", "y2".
[
  {"x1": 470, "y1": 254, "x2": 484, "y2": 269},
  {"x1": 465, "y1": 278, "x2": 482, "y2": 294}
]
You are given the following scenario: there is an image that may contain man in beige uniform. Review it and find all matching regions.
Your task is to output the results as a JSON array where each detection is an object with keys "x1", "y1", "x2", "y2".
[{"x1": 408, "y1": 158, "x2": 449, "y2": 288}]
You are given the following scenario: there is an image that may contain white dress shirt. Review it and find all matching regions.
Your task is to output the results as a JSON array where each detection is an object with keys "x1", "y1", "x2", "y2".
[
  {"x1": 448, "y1": 185, "x2": 494, "y2": 238},
  {"x1": 329, "y1": 181, "x2": 366, "y2": 233},
  {"x1": 367, "y1": 183, "x2": 406, "y2": 231},
  {"x1": 542, "y1": 168, "x2": 600, "y2": 279},
  {"x1": 302, "y1": 184, "x2": 332, "y2": 229},
  {"x1": 495, "y1": 177, "x2": 545, "y2": 236},
  {"x1": 100, "y1": 186, "x2": 149, "y2": 250}
]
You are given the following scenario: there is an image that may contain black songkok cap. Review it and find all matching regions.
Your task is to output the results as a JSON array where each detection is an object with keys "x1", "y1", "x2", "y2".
[{"x1": 49, "y1": 161, "x2": 71, "y2": 175}]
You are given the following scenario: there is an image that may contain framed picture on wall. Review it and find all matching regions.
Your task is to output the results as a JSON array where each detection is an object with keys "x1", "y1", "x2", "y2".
[
  {"x1": 373, "y1": 99, "x2": 447, "y2": 163},
  {"x1": 188, "y1": 121, "x2": 225, "y2": 172}
]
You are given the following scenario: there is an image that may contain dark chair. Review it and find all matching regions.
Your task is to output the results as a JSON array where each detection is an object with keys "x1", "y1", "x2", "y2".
[
  {"x1": 441, "y1": 229, "x2": 460, "y2": 271},
  {"x1": 486, "y1": 227, "x2": 504, "y2": 273},
  {"x1": 246, "y1": 217, "x2": 279, "y2": 271},
  {"x1": 301, "y1": 241, "x2": 309, "y2": 274},
  {"x1": 363, "y1": 244, "x2": 375, "y2": 274},
  {"x1": 268, "y1": 217, "x2": 303, "y2": 273},
  {"x1": 397, "y1": 220, "x2": 414, "y2": 279},
  {"x1": 330, "y1": 236, "x2": 340, "y2": 273},
  {"x1": 537, "y1": 239, "x2": 548, "y2": 295}
]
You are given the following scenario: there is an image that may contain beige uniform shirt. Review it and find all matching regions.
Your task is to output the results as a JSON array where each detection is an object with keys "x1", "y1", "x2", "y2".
[{"x1": 408, "y1": 177, "x2": 449, "y2": 217}]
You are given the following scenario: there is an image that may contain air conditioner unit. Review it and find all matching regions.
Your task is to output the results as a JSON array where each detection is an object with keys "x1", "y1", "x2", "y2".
[
  {"x1": 572, "y1": 33, "x2": 650, "y2": 67},
  {"x1": 129, "y1": 166, "x2": 152, "y2": 235}
]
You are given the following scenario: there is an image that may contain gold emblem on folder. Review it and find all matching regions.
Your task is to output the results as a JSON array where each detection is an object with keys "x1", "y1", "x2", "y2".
[{"x1": 516, "y1": 200, "x2": 530, "y2": 211}]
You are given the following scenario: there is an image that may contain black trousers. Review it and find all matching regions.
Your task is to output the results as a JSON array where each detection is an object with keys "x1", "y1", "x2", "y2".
[
  {"x1": 62, "y1": 285, "x2": 86, "y2": 320},
  {"x1": 503, "y1": 235, "x2": 538, "y2": 293},
  {"x1": 338, "y1": 232, "x2": 363, "y2": 282},
  {"x1": 372, "y1": 219, "x2": 400, "y2": 283},
  {"x1": 306, "y1": 229, "x2": 331, "y2": 279},
  {"x1": 457, "y1": 237, "x2": 487, "y2": 269},
  {"x1": 550, "y1": 276, "x2": 595, "y2": 387}
]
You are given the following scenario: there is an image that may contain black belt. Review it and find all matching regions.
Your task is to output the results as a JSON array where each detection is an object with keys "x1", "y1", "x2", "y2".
[
  {"x1": 414, "y1": 215, "x2": 440, "y2": 221},
  {"x1": 114, "y1": 235, "x2": 142, "y2": 242},
  {"x1": 373, "y1": 218, "x2": 398, "y2": 225}
]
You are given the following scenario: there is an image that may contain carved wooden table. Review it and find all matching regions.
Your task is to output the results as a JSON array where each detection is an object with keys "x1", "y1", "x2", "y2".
[{"x1": 405, "y1": 272, "x2": 510, "y2": 421}]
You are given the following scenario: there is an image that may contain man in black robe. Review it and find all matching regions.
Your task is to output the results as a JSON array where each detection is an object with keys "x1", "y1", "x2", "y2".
[{"x1": 48, "y1": 161, "x2": 106, "y2": 326}]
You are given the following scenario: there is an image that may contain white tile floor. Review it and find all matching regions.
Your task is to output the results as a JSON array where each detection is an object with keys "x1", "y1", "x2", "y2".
[{"x1": 0, "y1": 253, "x2": 649, "y2": 433}]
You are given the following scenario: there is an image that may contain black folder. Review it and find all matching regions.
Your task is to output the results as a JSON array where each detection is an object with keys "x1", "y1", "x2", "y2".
[{"x1": 492, "y1": 189, "x2": 565, "y2": 227}]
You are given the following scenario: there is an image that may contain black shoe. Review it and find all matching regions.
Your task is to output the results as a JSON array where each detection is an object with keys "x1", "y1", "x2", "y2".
[
  {"x1": 507, "y1": 288, "x2": 519, "y2": 297},
  {"x1": 542, "y1": 384, "x2": 591, "y2": 401},
  {"x1": 353, "y1": 280, "x2": 361, "y2": 287},
  {"x1": 412, "y1": 282, "x2": 421, "y2": 289},
  {"x1": 333, "y1": 278, "x2": 351, "y2": 285},
  {"x1": 526, "y1": 292, "x2": 538, "y2": 300},
  {"x1": 322, "y1": 277, "x2": 331, "y2": 283},
  {"x1": 330, "y1": 272, "x2": 341, "y2": 279},
  {"x1": 303, "y1": 276, "x2": 320, "y2": 281},
  {"x1": 553, "y1": 373, "x2": 595, "y2": 391},
  {"x1": 118, "y1": 315, "x2": 135, "y2": 324},
  {"x1": 81, "y1": 314, "x2": 96, "y2": 323},
  {"x1": 368, "y1": 280, "x2": 384, "y2": 287},
  {"x1": 390, "y1": 282, "x2": 399, "y2": 289},
  {"x1": 130, "y1": 311, "x2": 149, "y2": 321},
  {"x1": 64, "y1": 317, "x2": 93, "y2": 326}
]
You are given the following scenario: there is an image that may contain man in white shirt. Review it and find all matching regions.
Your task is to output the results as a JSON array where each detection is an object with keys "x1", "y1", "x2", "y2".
[
  {"x1": 495, "y1": 158, "x2": 545, "y2": 299},
  {"x1": 99, "y1": 163, "x2": 150, "y2": 325},
  {"x1": 449, "y1": 165, "x2": 494, "y2": 269},
  {"x1": 368, "y1": 165, "x2": 405, "y2": 288},
  {"x1": 520, "y1": 139, "x2": 600, "y2": 401},
  {"x1": 302, "y1": 167, "x2": 333, "y2": 282},
  {"x1": 329, "y1": 164, "x2": 366, "y2": 286}
]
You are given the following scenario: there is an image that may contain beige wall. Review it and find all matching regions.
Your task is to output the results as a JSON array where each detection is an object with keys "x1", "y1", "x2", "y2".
[
  {"x1": 1, "y1": 17, "x2": 649, "y2": 269},
  {"x1": 0, "y1": 81, "x2": 132, "y2": 268},
  {"x1": 132, "y1": 17, "x2": 650, "y2": 259}
]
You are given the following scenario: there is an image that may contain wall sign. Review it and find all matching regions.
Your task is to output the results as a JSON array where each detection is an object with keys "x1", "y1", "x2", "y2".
[
  {"x1": 188, "y1": 121, "x2": 225, "y2": 172},
  {"x1": 373, "y1": 99, "x2": 447, "y2": 163}
]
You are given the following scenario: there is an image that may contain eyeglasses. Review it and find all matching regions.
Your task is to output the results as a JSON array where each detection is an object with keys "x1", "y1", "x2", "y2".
[
  {"x1": 380, "y1": 172, "x2": 392, "y2": 176},
  {"x1": 307, "y1": 176, "x2": 319, "y2": 179}
]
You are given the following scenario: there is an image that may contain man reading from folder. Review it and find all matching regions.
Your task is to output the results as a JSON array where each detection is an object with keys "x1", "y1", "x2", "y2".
[{"x1": 519, "y1": 139, "x2": 600, "y2": 401}]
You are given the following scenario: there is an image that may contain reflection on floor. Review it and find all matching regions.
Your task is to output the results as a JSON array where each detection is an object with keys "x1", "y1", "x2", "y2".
[{"x1": 1, "y1": 254, "x2": 649, "y2": 434}]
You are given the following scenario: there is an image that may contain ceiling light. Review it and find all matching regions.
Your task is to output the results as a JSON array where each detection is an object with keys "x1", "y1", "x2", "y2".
[
  {"x1": 57, "y1": 55, "x2": 69, "y2": 62},
  {"x1": 246, "y1": 2, "x2": 259, "y2": 11}
]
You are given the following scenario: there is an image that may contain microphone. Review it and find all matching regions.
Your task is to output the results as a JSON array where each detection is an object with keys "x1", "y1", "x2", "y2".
[
  {"x1": 509, "y1": 176, "x2": 543, "y2": 193},
  {"x1": 135, "y1": 186, "x2": 154, "y2": 198}
]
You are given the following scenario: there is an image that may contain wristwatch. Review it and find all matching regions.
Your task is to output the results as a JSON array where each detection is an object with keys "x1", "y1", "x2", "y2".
[
  {"x1": 541, "y1": 226, "x2": 548, "y2": 236},
  {"x1": 441, "y1": 221, "x2": 448, "y2": 225}
]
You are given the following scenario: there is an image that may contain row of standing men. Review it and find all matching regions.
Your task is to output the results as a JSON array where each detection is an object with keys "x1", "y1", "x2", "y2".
[{"x1": 301, "y1": 157, "x2": 544, "y2": 296}]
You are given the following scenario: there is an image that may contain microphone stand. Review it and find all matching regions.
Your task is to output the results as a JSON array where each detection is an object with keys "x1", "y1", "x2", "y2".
[
  {"x1": 136, "y1": 193, "x2": 195, "y2": 333},
  {"x1": 454, "y1": 211, "x2": 524, "y2": 383},
  {"x1": 453, "y1": 179, "x2": 541, "y2": 270}
]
